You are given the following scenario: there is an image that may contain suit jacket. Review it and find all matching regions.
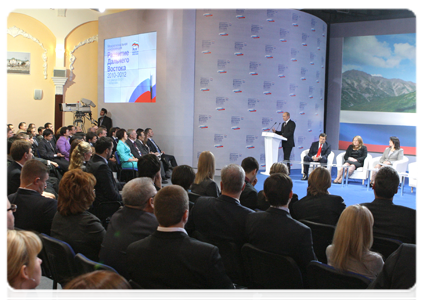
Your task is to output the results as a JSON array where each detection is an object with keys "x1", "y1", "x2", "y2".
[
  {"x1": 368, "y1": 243, "x2": 416, "y2": 289},
  {"x1": 51, "y1": 210, "x2": 106, "y2": 261},
  {"x1": 7, "y1": 161, "x2": 22, "y2": 195},
  {"x1": 98, "y1": 116, "x2": 112, "y2": 134},
  {"x1": 38, "y1": 138, "x2": 58, "y2": 160},
  {"x1": 8, "y1": 188, "x2": 58, "y2": 235},
  {"x1": 361, "y1": 198, "x2": 416, "y2": 244},
  {"x1": 125, "y1": 139, "x2": 142, "y2": 159},
  {"x1": 275, "y1": 119, "x2": 296, "y2": 148},
  {"x1": 307, "y1": 141, "x2": 331, "y2": 160},
  {"x1": 245, "y1": 207, "x2": 316, "y2": 273},
  {"x1": 56, "y1": 136, "x2": 71, "y2": 160},
  {"x1": 185, "y1": 194, "x2": 254, "y2": 245},
  {"x1": 126, "y1": 230, "x2": 234, "y2": 289},
  {"x1": 86, "y1": 154, "x2": 122, "y2": 204},
  {"x1": 147, "y1": 138, "x2": 161, "y2": 153},
  {"x1": 136, "y1": 139, "x2": 149, "y2": 156},
  {"x1": 379, "y1": 147, "x2": 404, "y2": 164},
  {"x1": 99, "y1": 207, "x2": 159, "y2": 279},
  {"x1": 291, "y1": 194, "x2": 346, "y2": 226},
  {"x1": 239, "y1": 180, "x2": 258, "y2": 210},
  {"x1": 190, "y1": 178, "x2": 220, "y2": 198}
]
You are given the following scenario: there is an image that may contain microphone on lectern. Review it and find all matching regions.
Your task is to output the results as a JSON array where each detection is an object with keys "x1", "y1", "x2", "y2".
[{"x1": 270, "y1": 122, "x2": 277, "y2": 130}]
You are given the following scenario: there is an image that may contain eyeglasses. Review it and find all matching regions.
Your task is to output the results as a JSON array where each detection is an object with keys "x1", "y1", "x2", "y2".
[{"x1": 8, "y1": 204, "x2": 17, "y2": 212}]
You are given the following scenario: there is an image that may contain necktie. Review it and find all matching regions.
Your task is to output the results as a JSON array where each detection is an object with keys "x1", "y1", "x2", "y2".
[
  {"x1": 316, "y1": 144, "x2": 322, "y2": 157},
  {"x1": 150, "y1": 139, "x2": 160, "y2": 152},
  {"x1": 133, "y1": 141, "x2": 142, "y2": 156}
]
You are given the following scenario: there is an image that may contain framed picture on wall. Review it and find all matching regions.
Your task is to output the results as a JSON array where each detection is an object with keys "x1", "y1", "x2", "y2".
[{"x1": 7, "y1": 51, "x2": 30, "y2": 74}]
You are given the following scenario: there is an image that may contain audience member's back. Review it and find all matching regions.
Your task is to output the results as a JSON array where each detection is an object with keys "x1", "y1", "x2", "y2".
[
  {"x1": 99, "y1": 178, "x2": 158, "y2": 278},
  {"x1": 245, "y1": 173, "x2": 316, "y2": 275},
  {"x1": 186, "y1": 164, "x2": 254, "y2": 245},
  {"x1": 360, "y1": 167, "x2": 415, "y2": 243}
]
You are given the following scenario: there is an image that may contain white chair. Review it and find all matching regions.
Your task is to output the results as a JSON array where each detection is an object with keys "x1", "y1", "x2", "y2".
[
  {"x1": 370, "y1": 156, "x2": 409, "y2": 184},
  {"x1": 336, "y1": 152, "x2": 372, "y2": 185},
  {"x1": 301, "y1": 149, "x2": 335, "y2": 176},
  {"x1": 408, "y1": 162, "x2": 417, "y2": 193}
]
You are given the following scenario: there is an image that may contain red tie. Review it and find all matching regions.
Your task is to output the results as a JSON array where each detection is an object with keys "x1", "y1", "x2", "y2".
[{"x1": 316, "y1": 144, "x2": 322, "y2": 157}]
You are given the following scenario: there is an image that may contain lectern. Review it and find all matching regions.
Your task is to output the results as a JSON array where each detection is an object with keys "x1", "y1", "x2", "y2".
[{"x1": 261, "y1": 132, "x2": 287, "y2": 175}]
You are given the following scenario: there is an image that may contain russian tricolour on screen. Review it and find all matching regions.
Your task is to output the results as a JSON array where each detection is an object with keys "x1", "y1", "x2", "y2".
[{"x1": 104, "y1": 32, "x2": 157, "y2": 103}]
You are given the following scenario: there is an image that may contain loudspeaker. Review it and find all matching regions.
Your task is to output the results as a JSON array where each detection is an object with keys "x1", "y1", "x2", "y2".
[
  {"x1": 34, "y1": 89, "x2": 43, "y2": 100},
  {"x1": 53, "y1": 69, "x2": 67, "y2": 77}
]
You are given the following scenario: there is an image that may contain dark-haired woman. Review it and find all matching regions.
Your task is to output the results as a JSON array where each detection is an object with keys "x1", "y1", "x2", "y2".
[
  {"x1": 51, "y1": 169, "x2": 105, "y2": 261},
  {"x1": 370, "y1": 136, "x2": 403, "y2": 186}
]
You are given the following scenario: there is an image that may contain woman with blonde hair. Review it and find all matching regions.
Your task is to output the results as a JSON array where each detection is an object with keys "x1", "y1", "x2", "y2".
[
  {"x1": 326, "y1": 204, "x2": 383, "y2": 279},
  {"x1": 291, "y1": 167, "x2": 345, "y2": 225},
  {"x1": 7, "y1": 230, "x2": 43, "y2": 289},
  {"x1": 256, "y1": 162, "x2": 299, "y2": 211},
  {"x1": 333, "y1": 135, "x2": 368, "y2": 183},
  {"x1": 191, "y1": 151, "x2": 220, "y2": 197},
  {"x1": 69, "y1": 141, "x2": 92, "y2": 171}
]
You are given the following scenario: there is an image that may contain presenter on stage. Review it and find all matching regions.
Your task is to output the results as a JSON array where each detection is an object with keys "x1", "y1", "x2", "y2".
[
  {"x1": 272, "y1": 112, "x2": 296, "y2": 174},
  {"x1": 302, "y1": 133, "x2": 331, "y2": 180}
]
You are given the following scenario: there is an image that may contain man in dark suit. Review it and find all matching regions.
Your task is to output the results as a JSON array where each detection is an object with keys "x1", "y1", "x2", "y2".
[
  {"x1": 98, "y1": 108, "x2": 113, "y2": 134},
  {"x1": 86, "y1": 137, "x2": 124, "y2": 209},
  {"x1": 272, "y1": 112, "x2": 296, "y2": 174},
  {"x1": 145, "y1": 127, "x2": 178, "y2": 169},
  {"x1": 126, "y1": 185, "x2": 234, "y2": 289},
  {"x1": 99, "y1": 177, "x2": 158, "y2": 279},
  {"x1": 37, "y1": 129, "x2": 69, "y2": 171},
  {"x1": 7, "y1": 139, "x2": 33, "y2": 195},
  {"x1": 361, "y1": 167, "x2": 415, "y2": 244},
  {"x1": 135, "y1": 129, "x2": 149, "y2": 156},
  {"x1": 239, "y1": 156, "x2": 259, "y2": 210},
  {"x1": 368, "y1": 243, "x2": 416, "y2": 289},
  {"x1": 302, "y1": 133, "x2": 332, "y2": 180},
  {"x1": 186, "y1": 164, "x2": 254, "y2": 245},
  {"x1": 245, "y1": 173, "x2": 316, "y2": 278},
  {"x1": 8, "y1": 160, "x2": 57, "y2": 235},
  {"x1": 125, "y1": 129, "x2": 143, "y2": 159}
]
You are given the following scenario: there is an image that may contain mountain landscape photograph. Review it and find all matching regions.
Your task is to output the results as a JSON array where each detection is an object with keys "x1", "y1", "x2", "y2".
[{"x1": 341, "y1": 33, "x2": 416, "y2": 113}]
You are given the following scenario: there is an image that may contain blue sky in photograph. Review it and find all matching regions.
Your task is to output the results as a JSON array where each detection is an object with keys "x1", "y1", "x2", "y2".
[{"x1": 342, "y1": 33, "x2": 416, "y2": 83}]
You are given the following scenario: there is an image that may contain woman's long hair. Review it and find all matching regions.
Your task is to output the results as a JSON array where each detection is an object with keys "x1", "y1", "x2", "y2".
[
  {"x1": 69, "y1": 141, "x2": 91, "y2": 170},
  {"x1": 352, "y1": 135, "x2": 364, "y2": 150},
  {"x1": 307, "y1": 167, "x2": 331, "y2": 196},
  {"x1": 194, "y1": 151, "x2": 215, "y2": 184},
  {"x1": 330, "y1": 205, "x2": 374, "y2": 271}
]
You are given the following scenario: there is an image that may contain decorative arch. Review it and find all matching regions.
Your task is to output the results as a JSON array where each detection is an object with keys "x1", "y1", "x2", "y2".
[
  {"x1": 69, "y1": 35, "x2": 98, "y2": 81},
  {"x1": 7, "y1": 25, "x2": 48, "y2": 79}
]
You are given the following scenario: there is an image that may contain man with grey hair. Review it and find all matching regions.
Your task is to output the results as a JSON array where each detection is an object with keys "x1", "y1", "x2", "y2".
[
  {"x1": 99, "y1": 177, "x2": 158, "y2": 279},
  {"x1": 186, "y1": 163, "x2": 254, "y2": 245}
]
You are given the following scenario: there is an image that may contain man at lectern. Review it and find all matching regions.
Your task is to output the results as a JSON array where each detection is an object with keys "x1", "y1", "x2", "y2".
[{"x1": 272, "y1": 112, "x2": 296, "y2": 174}]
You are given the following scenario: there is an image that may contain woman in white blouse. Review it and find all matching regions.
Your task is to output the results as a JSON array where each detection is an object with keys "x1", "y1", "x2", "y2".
[{"x1": 370, "y1": 136, "x2": 403, "y2": 186}]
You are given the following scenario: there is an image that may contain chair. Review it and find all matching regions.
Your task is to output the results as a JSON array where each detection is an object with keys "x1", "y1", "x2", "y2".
[
  {"x1": 40, "y1": 234, "x2": 78, "y2": 289},
  {"x1": 370, "y1": 156, "x2": 409, "y2": 184},
  {"x1": 74, "y1": 253, "x2": 118, "y2": 275},
  {"x1": 114, "y1": 151, "x2": 137, "y2": 181},
  {"x1": 336, "y1": 152, "x2": 372, "y2": 185},
  {"x1": 370, "y1": 236, "x2": 402, "y2": 260},
  {"x1": 90, "y1": 201, "x2": 123, "y2": 229},
  {"x1": 192, "y1": 231, "x2": 245, "y2": 286},
  {"x1": 188, "y1": 192, "x2": 201, "y2": 204},
  {"x1": 301, "y1": 149, "x2": 335, "y2": 176},
  {"x1": 129, "y1": 279, "x2": 183, "y2": 300},
  {"x1": 408, "y1": 162, "x2": 417, "y2": 193},
  {"x1": 307, "y1": 261, "x2": 372, "y2": 289},
  {"x1": 298, "y1": 219, "x2": 335, "y2": 264},
  {"x1": 241, "y1": 243, "x2": 303, "y2": 289}
]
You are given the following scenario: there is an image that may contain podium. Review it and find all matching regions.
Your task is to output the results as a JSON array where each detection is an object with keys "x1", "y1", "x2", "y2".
[{"x1": 261, "y1": 132, "x2": 286, "y2": 175}]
